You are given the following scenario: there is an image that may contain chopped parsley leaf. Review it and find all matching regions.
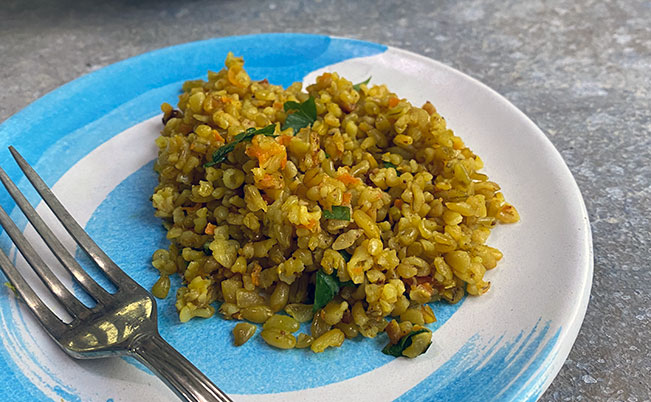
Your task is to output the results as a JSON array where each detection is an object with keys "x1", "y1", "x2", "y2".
[
  {"x1": 323, "y1": 205, "x2": 351, "y2": 221},
  {"x1": 204, "y1": 124, "x2": 277, "y2": 167},
  {"x1": 352, "y1": 77, "x2": 372, "y2": 91},
  {"x1": 381, "y1": 329, "x2": 431, "y2": 357},
  {"x1": 282, "y1": 96, "x2": 317, "y2": 133}
]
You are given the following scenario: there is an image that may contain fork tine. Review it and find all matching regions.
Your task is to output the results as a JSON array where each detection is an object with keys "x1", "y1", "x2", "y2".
[
  {"x1": 0, "y1": 167, "x2": 112, "y2": 306},
  {"x1": 9, "y1": 147, "x2": 132, "y2": 287},
  {"x1": 0, "y1": 204, "x2": 88, "y2": 317},
  {"x1": 0, "y1": 247, "x2": 68, "y2": 337}
]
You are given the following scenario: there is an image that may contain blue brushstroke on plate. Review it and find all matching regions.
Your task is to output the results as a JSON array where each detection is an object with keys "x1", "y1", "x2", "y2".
[
  {"x1": 53, "y1": 385, "x2": 82, "y2": 402},
  {"x1": 396, "y1": 321, "x2": 561, "y2": 402}
]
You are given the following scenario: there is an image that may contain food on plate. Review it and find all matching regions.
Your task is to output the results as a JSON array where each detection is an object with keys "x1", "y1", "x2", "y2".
[{"x1": 150, "y1": 53, "x2": 519, "y2": 357}]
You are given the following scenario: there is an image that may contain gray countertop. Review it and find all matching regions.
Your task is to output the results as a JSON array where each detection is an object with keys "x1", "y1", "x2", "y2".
[{"x1": 1, "y1": 0, "x2": 649, "y2": 400}]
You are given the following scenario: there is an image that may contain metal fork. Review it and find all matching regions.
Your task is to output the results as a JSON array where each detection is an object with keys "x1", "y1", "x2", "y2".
[{"x1": 0, "y1": 147, "x2": 232, "y2": 402}]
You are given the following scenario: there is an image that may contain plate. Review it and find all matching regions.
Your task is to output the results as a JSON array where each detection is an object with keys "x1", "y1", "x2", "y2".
[{"x1": 0, "y1": 34, "x2": 592, "y2": 401}]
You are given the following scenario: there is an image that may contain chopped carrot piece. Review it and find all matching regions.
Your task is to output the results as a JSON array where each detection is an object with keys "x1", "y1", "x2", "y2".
[
  {"x1": 342, "y1": 192, "x2": 352, "y2": 205},
  {"x1": 204, "y1": 223, "x2": 216, "y2": 235},
  {"x1": 277, "y1": 135, "x2": 292, "y2": 146},
  {"x1": 259, "y1": 174, "x2": 274, "y2": 186},
  {"x1": 227, "y1": 68, "x2": 245, "y2": 88},
  {"x1": 394, "y1": 199, "x2": 404, "y2": 208},
  {"x1": 317, "y1": 72, "x2": 332, "y2": 84},
  {"x1": 299, "y1": 219, "x2": 318, "y2": 231},
  {"x1": 213, "y1": 130, "x2": 224, "y2": 142},
  {"x1": 388, "y1": 96, "x2": 400, "y2": 108},
  {"x1": 182, "y1": 204, "x2": 201, "y2": 213},
  {"x1": 247, "y1": 145, "x2": 271, "y2": 167},
  {"x1": 251, "y1": 264, "x2": 262, "y2": 287},
  {"x1": 257, "y1": 173, "x2": 283, "y2": 189},
  {"x1": 247, "y1": 136, "x2": 286, "y2": 170},
  {"x1": 337, "y1": 173, "x2": 360, "y2": 186},
  {"x1": 245, "y1": 143, "x2": 264, "y2": 159}
]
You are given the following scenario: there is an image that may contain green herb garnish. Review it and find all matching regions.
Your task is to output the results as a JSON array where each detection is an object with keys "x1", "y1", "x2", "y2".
[
  {"x1": 202, "y1": 241, "x2": 212, "y2": 255},
  {"x1": 352, "y1": 77, "x2": 372, "y2": 91},
  {"x1": 338, "y1": 249, "x2": 352, "y2": 262},
  {"x1": 313, "y1": 270, "x2": 355, "y2": 312},
  {"x1": 381, "y1": 329, "x2": 431, "y2": 357},
  {"x1": 383, "y1": 161, "x2": 401, "y2": 175},
  {"x1": 204, "y1": 124, "x2": 277, "y2": 167},
  {"x1": 282, "y1": 96, "x2": 317, "y2": 133},
  {"x1": 323, "y1": 205, "x2": 351, "y2": 221}
]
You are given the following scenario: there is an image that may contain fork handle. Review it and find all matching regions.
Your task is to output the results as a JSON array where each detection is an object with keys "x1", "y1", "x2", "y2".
[{"x1": 131, "y1": 334, "x2": 233, "y2": 402}]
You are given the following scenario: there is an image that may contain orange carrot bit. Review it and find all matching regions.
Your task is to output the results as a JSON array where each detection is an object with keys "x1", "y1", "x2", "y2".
[
  {"x1": 247, "y1": 146, "x2": 276, "y2": 168},
  {"x1": 187, "y1": 204, "x2": 201, "y2": 211},
  {"x1": 212, "y1": 130, "x2": 225, "y2": 143},
  {"x1": 220, "y1": 96, "x2": 231, "y2": 104},
  {"x1": 388, "y1": 96, "x2": 400, "y2": 108},
  {"x1": 204, "y1": 223, "x2": 216, "y2": 235},
  {"x1": 342, "y1": 192, "x2": 352, "y2": 206},
  {"x1": 351, "y1": 265, "x2": 364, "y2": 278},
  {"x1": 452, "y1": 136, "x2": 464, "y2": 150},
  {"x1": 245, "y1": 143, "x2": 264, "y2": 159},
  {"x1": 257, "y1": 173, "x2": 283, "y2": 189},
  {"x1": 299, "y1": 219, "x2": 318, "y2": 231},
  {"x1": 394, "y1": 199, "x2": 404, "y2": 208},
  {"x1": 276, "y1": 135, "x2": 292, "y2": 146},
  {"x1": 317, "y1": 72, "x2": 332, "y2": 84},
  {"x1": 260, "y1": 174, "x2": 275, "y2": 186},
  {"x1": 337, "y1": 173, "x2": 360, "y2": 186},
  {"x1": 182, "y1": 204, "x2": 201, "y2": 213},
  {"x1": 281, "y1": 153, "x2": 287, "y2": 169},
  {"x1": 251, "y1": 264, "x2": 262, "y2": 286},
  {"x1": 227, "y1": 68, "x2": 246, "y2": 88}
]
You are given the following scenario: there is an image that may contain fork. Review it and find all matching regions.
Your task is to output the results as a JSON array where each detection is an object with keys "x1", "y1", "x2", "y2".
[{"x1": 0, "y1": 147, "x2": 232, "y2": 402}]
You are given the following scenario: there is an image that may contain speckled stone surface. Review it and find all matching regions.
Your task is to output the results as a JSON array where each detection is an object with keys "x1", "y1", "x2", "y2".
[{"x1": 1, "y1": 0, "x2": 649, "y2": 400}]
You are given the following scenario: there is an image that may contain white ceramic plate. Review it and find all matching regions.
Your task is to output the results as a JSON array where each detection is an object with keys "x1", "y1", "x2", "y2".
[{"x1": 0, "y1": 34, "x2": 592, "y2": 401}]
